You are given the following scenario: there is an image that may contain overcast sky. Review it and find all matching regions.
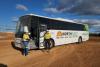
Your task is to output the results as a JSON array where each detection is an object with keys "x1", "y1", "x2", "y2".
[{"x1": 0, "y1": 0, "x2": 100, "y2": 33}]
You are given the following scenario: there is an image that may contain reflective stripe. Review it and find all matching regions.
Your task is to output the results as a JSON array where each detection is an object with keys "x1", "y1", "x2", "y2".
[
  {"x1": 23, "y1": 46, "x2": 28, "y2": 48},
  {"x1": 25, "y1": 47, "x2": 28, "y2": 48}
]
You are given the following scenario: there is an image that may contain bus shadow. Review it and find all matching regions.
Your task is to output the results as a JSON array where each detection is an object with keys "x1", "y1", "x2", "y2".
[
  {"x1": 0, "y1": 63, "x2": 7, "y2": 67},
  {"x1": 11, "y1": 41, "x2": 40, "y2": 55}
]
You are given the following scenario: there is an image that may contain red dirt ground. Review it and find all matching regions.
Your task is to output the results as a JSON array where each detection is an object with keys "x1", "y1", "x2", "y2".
[{"x1": 0, "y1": 32, "x2": 100, "y2": 67}]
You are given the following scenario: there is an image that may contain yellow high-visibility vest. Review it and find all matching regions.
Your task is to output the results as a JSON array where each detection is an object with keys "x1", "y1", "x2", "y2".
[
  {"x1": 23, "y1": 34, "x2": 30, "y2": 41},
  {"x1": 44, "y1": 33, "x2": 51, "y2": 39}
]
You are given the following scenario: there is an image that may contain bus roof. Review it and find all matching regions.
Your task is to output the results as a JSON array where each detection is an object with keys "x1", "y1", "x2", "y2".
[{"x1": 21, "y1": 13, "x2": 83, "y2": 25}]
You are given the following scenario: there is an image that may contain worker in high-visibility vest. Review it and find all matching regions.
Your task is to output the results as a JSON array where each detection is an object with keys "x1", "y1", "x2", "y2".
[
  {"x1": 22, "y1": 32, "x2": 30, "y2": 56},
  {"x1": 44, "y1": 31, "x2": 51, "y2": 51}
]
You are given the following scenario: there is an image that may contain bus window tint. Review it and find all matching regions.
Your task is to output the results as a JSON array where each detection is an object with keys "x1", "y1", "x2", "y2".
[{"x1": 47, "y1": 20, "x2": 85, "y2": 31}]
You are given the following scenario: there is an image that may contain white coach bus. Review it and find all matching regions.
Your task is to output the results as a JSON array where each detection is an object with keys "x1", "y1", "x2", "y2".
[{"x1": 15, "y1": 14, "x2": 89, "y2": 49}]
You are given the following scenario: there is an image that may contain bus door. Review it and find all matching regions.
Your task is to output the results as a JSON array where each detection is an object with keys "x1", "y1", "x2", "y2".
[
  {"x1": 39, "y1": 24, "x2": 47, "y2": 49},
  {"x1": 29, "y1": 25, "x2": 38, "y2": 49}
]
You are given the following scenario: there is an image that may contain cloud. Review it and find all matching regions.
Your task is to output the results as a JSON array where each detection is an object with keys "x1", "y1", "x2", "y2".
[
  {"x1": 44, "y1": 0, "x2": 100, "y2": 15},
  {"x1": 16, "y1": 4, "x2": 28, "y2": 11},
  {"x1": 12, "y1": 17, "x2": 18, "y2": 22},
  {"x1": 67, "y1": 0, "x2": 100, "y2": 15},
  {"x1": 43, "y1": 6, "x2": 74, "y2": 13},
  {"x1": 48, "y1": 0, "x2": 52, "y2": 6},
  {"x1": 44, "y1": 8, "x2": 60, "y2": 13}
]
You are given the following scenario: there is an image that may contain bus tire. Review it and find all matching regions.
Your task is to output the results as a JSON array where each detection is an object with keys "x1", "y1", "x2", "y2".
[
  {"x1": 78, "y1": 37, "x2": 82, "y2": 44},
  {"x1": 50, "y1": 39, "x2": 55, "y2": 48}
]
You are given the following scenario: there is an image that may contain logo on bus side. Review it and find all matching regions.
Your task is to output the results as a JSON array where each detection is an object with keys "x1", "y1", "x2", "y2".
[
  {"x1": 56, "y1": 31, "x2": 63, "y2": 39},
  {"x1": 56, "y1": 31, "x2": 78, "y2": 39}
]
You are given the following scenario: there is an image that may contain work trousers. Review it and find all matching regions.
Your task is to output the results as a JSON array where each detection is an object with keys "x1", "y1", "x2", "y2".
[
  {"x1": 23, "y1": 41, "x2": 29, "y2": 56},
  {"x1": 44, "y1": 39, "x2": 51, "y2": 50}
]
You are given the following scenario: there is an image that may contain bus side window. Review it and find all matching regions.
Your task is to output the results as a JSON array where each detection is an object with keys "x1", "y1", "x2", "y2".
[{"x1": 40, "y1": 24, "x2": 47, "y2": 32}]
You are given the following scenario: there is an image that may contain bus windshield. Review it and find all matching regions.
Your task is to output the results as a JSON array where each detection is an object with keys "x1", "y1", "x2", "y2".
[
  {"x1": 15, "y1": 16, "x2": 31, "y2": 37},
  {"x1": 16, "y1": 21, "x2": 20, "y2": 33},
  {"x1": 15, "y1": 15, "x2": 39, "y2": 38}
]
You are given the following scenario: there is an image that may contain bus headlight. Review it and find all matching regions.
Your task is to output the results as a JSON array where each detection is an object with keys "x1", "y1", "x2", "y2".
[{"x1": 39, "y1": 42, "x2": 44, "y2": 49}]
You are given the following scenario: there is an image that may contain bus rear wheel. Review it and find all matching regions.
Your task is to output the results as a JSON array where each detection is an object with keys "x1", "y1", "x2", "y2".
[{"x1": 78, "y1": 37, "x2": 82, "y2": 44}]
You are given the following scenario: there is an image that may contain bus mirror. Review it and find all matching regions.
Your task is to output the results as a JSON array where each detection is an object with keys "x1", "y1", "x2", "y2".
[{"x1": 84, "y1": 24, "x2": 89, "y2": 31}]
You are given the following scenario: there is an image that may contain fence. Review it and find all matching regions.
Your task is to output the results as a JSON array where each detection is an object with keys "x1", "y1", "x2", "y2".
[{"x1": 0, "y1": 25, "x2": 16, "y2": 32}]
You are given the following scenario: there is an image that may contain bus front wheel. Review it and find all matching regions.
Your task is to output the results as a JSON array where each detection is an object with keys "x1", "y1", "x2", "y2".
[{"x1": 50, "y1": 39, "x2": 55, "y2": 48}]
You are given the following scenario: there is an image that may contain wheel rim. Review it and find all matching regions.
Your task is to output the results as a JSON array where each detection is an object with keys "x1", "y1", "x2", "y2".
[
  {"x1": 50, "y1": 40, "x2": 53, "y2": 48},
  {"x1": 50, "y1": 40, "x2": 54, "y2": 48}
]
